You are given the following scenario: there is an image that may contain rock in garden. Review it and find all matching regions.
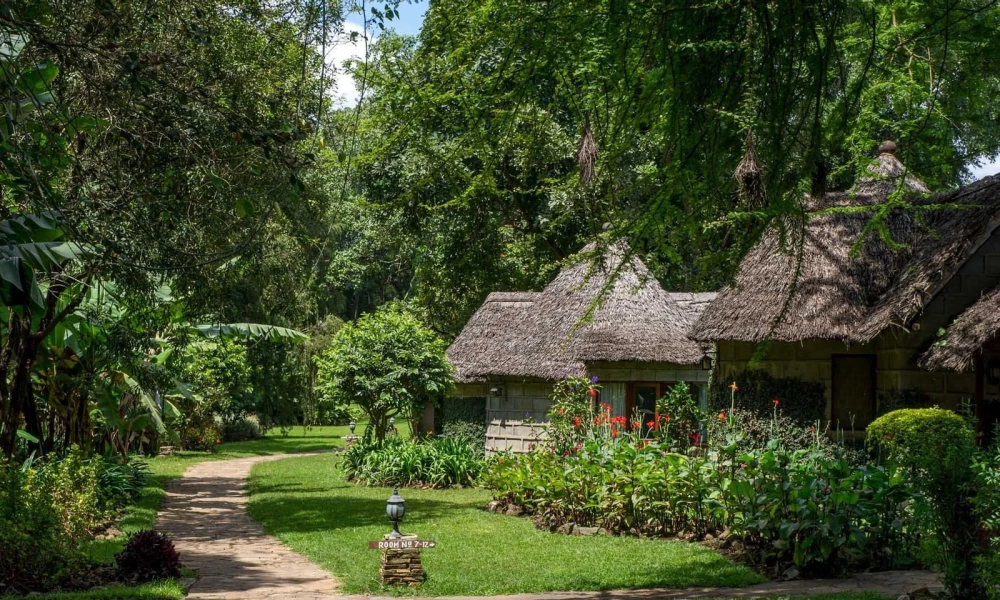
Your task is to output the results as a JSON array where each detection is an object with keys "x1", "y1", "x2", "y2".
[
  {"x1": 557, "y1": 523, "x2": 574, "y2": 535},
  {"x1": 505, "y1": 504, "x2": 524, "y2": 517},
  {"x1": 782, "y1": 566, "x2": 800, "y2": 581},
  {"x1": 573, "y1": 526, "x2": 600, "y2": 536},
  {"x1": 486, "y1": 500, "x2": 501, "y2": 512}
]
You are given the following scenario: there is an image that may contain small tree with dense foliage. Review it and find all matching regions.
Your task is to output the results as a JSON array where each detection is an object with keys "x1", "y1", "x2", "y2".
[
  {"x1": 315, "y1": 304, "x2": 453, "y2": 443},
  {"x1": 868, "y1": 408, "x2": 987, "y2": 598}
]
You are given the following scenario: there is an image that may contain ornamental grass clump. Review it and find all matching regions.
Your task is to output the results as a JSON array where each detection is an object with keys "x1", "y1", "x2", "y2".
[
  {"x1": 343, "y1": 436, "x2": 485, "y2": 488},
  {"x1": 484, "y1": 377, "x2": 925, "y2": 578}
]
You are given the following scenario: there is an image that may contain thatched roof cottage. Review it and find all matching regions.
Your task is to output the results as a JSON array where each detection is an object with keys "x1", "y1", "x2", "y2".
[
  {"x1": 447, "y1": 239, "x2": 715, "y2": 453},
  {"x1": 691, "y1": 141, "x2": 1000, "y2": 439}
]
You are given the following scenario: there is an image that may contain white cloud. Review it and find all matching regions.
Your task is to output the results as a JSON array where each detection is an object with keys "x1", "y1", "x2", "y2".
[
  {"x1": 972, "y1": 158, "x2": 1000, "y2": 181},
  {"x1": 324, "y1": 20, "x2": 374, "y2": 107}
]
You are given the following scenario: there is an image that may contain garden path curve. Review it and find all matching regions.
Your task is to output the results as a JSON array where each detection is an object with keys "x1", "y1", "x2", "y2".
[
  {"x1": 157, "y1": 453, "x2": 340, "y2": 600},
  {"x1": 158, "y1": 452, "x2": 938, "y2": 600}
]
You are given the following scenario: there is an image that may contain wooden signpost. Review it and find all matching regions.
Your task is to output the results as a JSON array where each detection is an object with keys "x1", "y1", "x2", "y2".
[{"x1": 368, "y1": 539, "x2": 436, "y2": 550}]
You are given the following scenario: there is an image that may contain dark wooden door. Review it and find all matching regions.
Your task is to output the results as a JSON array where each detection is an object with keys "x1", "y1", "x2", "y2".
[{"x1": 832, "y1": 355, "x2": 876, "y2": 429}]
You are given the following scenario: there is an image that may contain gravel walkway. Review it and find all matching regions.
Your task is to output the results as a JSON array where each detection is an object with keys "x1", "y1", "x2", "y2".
[{"x1": 157, "y1": 453, "x2": 938, "y2": 600}]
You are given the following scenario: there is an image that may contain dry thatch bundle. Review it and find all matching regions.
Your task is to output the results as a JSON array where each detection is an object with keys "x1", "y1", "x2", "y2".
[
  {"x1": 447, "y1": 241, "x2": 714, "y2": 383},
  {"x1": 921, "y1": 289, "x2": 1000, "y2": 372},
  {"x1": 692, "y1": 143, "x2": 1000, "y2": 344},
  {"x1": 577, "y1": 118, "x2": 598, "y2": 185},
  {"x1": 735, "y1": 129, "x2": 765, "y2": 208}
]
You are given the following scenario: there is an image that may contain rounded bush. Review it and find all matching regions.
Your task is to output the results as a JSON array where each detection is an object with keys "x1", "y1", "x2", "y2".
[{"x1": 867, "y1": 408, "x2": 975, "y2": 475}]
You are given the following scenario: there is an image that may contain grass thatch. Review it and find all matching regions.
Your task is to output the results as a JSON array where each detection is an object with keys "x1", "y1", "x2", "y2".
[
  {"x1": 692, "y1": 145, "x2": 1000, "y2": 345},
  {"x1": 921, "y1": 287, "x2": 1000, "y2": 372},
  {"x1": 447, "y1": 241, "x2": 714, "y2": 383}
]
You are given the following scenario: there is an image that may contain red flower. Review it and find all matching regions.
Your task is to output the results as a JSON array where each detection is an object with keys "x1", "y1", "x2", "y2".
[
  {"x1": 662, "y1": 414, "x2": 672, "y2": 423},
  {"x1": 690, "y1": 432, "x2": 701, "y2": 446},
  {"x1": 631, "y1": 419, "x2": 641, "y2": 429},
  {"x1": 809, "y1": 426, "x2": 815, "y2": 433},
  {"x1": 646, "y1": 420, "x2": 656, "y2": 429},
  {"x1": 573, "y1": 416, "x2": 582, "y2": 428},
  {"x1": 772, "y1": 399, "x2": 780, "y2": 407},
  {"x1": 717, "y1": 411, "x2": 727, "y2": 421},
  {"x1": 610, "y1": 415, "x2": 628, "y2": 427},
  {"x1": 611, "y1": 428, "x2": 619, "y2": 439},
  {"x1": 589, "y1": 388, "x2": 599, "y2": 399}
]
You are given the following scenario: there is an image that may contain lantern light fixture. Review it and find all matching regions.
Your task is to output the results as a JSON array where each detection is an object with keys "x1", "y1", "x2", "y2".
[{"x1": 386, "y1": 487, "x2": 405, "y2": 538}]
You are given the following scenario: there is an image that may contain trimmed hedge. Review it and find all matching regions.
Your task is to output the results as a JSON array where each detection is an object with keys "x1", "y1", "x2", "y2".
[{"x1": 712, "y1": 369, "x2": 825, "y2": 424}]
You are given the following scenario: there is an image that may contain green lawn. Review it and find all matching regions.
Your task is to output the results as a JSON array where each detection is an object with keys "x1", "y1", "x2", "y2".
[
  {"x1": 246, "y1": 453, "x2": 766, "y2": 596},
  {"x1": 0, "y1": 581, "x2": 185, "y2": 600}
]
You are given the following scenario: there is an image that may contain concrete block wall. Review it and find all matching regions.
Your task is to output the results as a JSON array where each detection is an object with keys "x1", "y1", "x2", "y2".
[{"x1": 716, "y1": 226, "x2": 1000, "y2": 416}]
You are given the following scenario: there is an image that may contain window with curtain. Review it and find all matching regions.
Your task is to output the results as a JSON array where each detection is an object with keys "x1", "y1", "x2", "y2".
[{"x1": 602, "y1": 382, "x2": 627, "y2": 416}]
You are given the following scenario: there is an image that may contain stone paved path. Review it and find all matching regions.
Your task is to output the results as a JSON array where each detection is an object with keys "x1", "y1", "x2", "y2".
[
  {"x1": 157, "y1": 454, "x2": 340, "y2": 600},
  {"x1": 158, "y1": 453, "x2": 938, "y2": 600}
]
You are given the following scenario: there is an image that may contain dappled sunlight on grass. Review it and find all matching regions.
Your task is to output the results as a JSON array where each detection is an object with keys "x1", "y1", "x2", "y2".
[{"x1": 247, "y1": 453, "x2": 765, "y2": 597}]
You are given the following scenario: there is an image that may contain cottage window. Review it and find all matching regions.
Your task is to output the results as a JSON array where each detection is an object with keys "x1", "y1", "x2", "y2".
[
  {"x1": 602, "y1": 382, "x2": 627, "y2": 417},
  {"x1": 832, "y1": 354, "x2": 876, "y2": 429}
]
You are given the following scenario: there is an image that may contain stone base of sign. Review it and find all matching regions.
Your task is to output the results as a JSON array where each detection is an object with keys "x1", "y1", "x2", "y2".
[
  {"x1": 379, "y1": 534, "x2": 424, "y2": 586},
  {"x1": 344, "y1": 434, "x2": 358, "y2": 448}
]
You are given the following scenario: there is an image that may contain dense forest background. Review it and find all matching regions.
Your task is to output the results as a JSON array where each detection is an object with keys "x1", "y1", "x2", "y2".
[{"x1": 2, "y1": 0, "x2": 1000, "y2": 454}]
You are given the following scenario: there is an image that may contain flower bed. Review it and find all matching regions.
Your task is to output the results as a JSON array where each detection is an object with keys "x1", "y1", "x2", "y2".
[{"x1": 483, "y1": 378, "x2": 925, "y2": 578}]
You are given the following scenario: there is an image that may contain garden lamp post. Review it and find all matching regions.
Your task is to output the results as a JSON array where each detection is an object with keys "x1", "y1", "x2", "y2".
[
  {"x1": 349, "y1": 420, "x2": 356, "y2": 435},
  {"x1": 386, "y1": 487, "x2": 405, "y2": 538}
]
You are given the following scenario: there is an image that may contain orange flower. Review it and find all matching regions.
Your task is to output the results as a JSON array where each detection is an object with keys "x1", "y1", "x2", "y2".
[
  {"x1": 729, "y1": 382, "x2": 739, "y2": 391},
  {"x1": 611, "y1": 428, "x2": 619, "y2": 439},
  {"x1": 718, "y1": 411, "x2": 727, "y2": 421},
  {"x1": 558, "y1": 408, "x2": 565, "y2": 416}
]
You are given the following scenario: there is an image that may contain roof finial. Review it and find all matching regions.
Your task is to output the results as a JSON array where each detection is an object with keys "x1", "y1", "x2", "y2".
[{"x1": 878, "y1": 140, "x2": 897, "y2": 156}]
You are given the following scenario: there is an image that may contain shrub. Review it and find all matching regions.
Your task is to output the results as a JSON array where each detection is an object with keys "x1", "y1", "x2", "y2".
[
  {"x1": 439, "y1": 397, "x2": 487, "y2": 448},
  {"x1": 0, "y1": 449, "x2": 109, "y2": 592},
  {"x1": 95, "y1": 455, "x2": 150, "y2": 511},
  {"x1": 868, "y1": 408, "x2": 987, "y2": 598},
  {"x1": 115, "y1": 530, "x2": 181, "y2": 583},
  {"x1": 712, "y1": 369, "x2": 825, "y2": 424},
  {"x1": 220, "y1": 415, "x2": 263, "y2": 442},
  {"x1": 343, "y1": 436, "x2": 484, "y2": 487},
  {"x1": 485, "y1": 404, "x2": 923, "y2": 577},
  {"x1": 182, "y1": 418, "x2": 221, "y2": 451}
]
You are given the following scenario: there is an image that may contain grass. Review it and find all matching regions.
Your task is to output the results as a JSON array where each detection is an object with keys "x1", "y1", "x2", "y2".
[
  {"x1": 89, "y1": 423, "x2": 383, "y2": 563},
  {"x1": 0, "y1": 581, "x2": 186, "y2": 600},
  {"x1": 246, "y1": 453, "x2": 766, "y2": 596}
]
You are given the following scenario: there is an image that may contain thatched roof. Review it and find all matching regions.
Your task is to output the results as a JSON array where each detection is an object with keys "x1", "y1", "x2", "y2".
[
  {"x1": 921, "y1": 287, "x2": 1000, "y2": 372},
  {"x1": 691, "y1": 144, "x2": 1000, "y2": 344},
  {"x1": 448, "y1": 242, "x2": 713, "y2": 383}
]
